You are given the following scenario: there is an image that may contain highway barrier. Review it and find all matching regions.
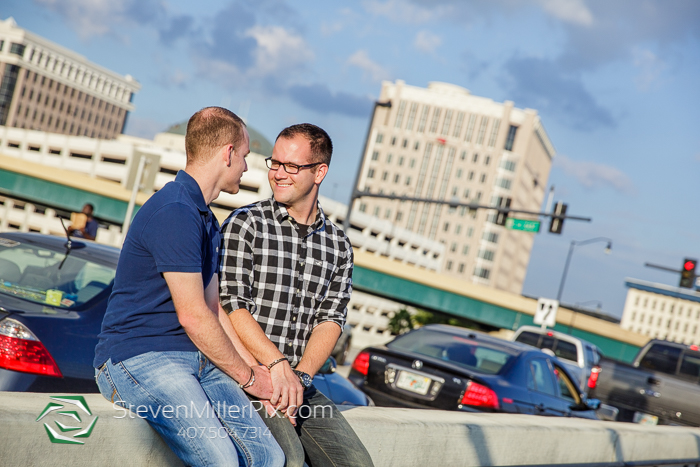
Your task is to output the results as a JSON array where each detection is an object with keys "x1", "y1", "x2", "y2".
[{"x1": 2, "y1": 393, "x2": 700, "y2": 466}]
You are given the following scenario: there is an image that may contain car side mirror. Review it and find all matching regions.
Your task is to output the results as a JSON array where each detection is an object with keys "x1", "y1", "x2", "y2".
[{"x1": 318, "y1": 356, "x2": 337, "y2": 374}]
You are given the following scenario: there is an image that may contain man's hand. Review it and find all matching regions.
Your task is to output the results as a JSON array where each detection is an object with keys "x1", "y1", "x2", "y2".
[
  {"x1": 242, "y1": 365, "x2": 274, "y2": 399},
  {"x1": 270, "y1": 362, "x2": 304, "y2": 417}
]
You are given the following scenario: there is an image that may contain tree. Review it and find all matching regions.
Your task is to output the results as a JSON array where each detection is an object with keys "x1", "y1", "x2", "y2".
[{"x1": 388, "y1": 307, "x2": 414, "y2": 335}]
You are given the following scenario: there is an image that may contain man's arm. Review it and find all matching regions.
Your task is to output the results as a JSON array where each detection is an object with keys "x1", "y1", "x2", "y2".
[
  {"x1": 229, "y1": 308, "x2": 303, "y2": 415},
  {"x1": 164, "y1": 271, "x2": 273, "y2": 399},
  {"x1": 294, "y1": 321, "x2": 342, "y2": 377}
]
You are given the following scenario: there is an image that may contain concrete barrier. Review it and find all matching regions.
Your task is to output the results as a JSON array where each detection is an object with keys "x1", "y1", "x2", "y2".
[{"x1": 2, "y1": 393, "x2": 700, "y2": 466}]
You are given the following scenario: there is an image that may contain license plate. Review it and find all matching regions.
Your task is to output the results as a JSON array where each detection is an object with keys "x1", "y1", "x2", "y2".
[
  {"x1": 633, "y1": 411, "x2": 659, "y2": 425},
  {"x1": 396, "y1": 370, "x2": 432, "y2": 395}
]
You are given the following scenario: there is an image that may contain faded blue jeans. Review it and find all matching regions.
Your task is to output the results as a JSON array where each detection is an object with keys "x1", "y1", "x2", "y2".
[{"x1": 96, "y1": 351, "x2": 284, "y2": 467}]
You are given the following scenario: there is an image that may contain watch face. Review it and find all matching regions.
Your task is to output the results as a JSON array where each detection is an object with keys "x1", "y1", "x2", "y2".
[{"x1": 295, "y1": 370, "x2": 312, "y2": 388}]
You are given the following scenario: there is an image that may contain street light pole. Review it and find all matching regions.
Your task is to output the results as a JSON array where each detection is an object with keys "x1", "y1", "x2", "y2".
[{"x1": 556, "y1": 237, "x2": 613, "y2": 303}]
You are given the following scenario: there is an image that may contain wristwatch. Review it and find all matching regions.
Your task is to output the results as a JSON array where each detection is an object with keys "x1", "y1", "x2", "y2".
[{"x1": 293, "y1": 370, "x2": 313, "y2": 389}]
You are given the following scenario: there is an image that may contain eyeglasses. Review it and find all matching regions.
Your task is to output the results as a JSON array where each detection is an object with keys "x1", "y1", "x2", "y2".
[{"x1": 265, "y1": 157, "x2": 321, "y2": 174}]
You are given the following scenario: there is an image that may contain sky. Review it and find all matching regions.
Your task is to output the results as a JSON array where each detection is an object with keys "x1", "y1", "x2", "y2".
[{"x1": 4, "y1": 0, "x2": 700, "y2": 319}]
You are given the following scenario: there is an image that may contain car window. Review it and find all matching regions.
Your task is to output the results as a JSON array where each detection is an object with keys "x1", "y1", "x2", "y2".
[
  {"x1": 388, "y1": 329, "x2": 515, "y2": 374},
  {"x1": 515, "y1": 331, "x2": 541, "y2": 347},
  {"x1": 679, "y1": 352, "x2": 700, "y2": 382},
  {"x1": 584, "y1": 346, "x2": 596, "y2": 366},
  {"x1": 0, "y1": 239, "x2": 115, "y2": 308},
  {"x1": 639, "y1": 344, "x2": 682, "y2": 374},
  {"x1": 554, "y1": 340, "x2": 578, "y2": 363},
  {"x1": 529, "y1": 359, "x2": 557, "y2": 396}
]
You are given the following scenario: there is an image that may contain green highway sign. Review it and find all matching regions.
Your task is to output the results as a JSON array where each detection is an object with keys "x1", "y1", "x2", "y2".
[{"x1": 505, "y1": 218, "x2": 541, "y2": 232}]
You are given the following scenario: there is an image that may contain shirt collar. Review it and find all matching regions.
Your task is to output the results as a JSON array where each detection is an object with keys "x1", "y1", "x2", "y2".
[
  {"x1": 271, "y1": 198, "x2": 326, "y2": 234},
  {"x1": 175, "y1": 170, "x2": 209, "y2": 214}
]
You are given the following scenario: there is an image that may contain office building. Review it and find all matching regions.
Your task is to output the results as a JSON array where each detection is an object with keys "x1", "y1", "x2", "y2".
[
  {"x1": 352, "y1": 80, "x2": 555, "y2": 294},
  {"x1": 620, "y1": 278, "x2": 700, "y2": 344},
  {"x1": 0, "y1": 17, "x2": 139, "y2": 139}
]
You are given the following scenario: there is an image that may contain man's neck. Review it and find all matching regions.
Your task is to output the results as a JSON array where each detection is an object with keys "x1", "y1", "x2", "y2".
[
  {"x1": 284, "y1": 198, "x2": 318, "y2": 225},
  {"x1": 185, "y1": 166, "x2": 219, "y2": 206}
]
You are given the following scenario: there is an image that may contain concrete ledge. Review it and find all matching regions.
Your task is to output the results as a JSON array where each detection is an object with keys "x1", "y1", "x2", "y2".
[{"x1": 2, "y1": 393, "x2": 700, "y2": 466}]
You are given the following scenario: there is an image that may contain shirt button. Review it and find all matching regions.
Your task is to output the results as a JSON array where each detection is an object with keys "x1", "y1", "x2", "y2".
[
  {"x1": 292, "y1": 316, "x2": 296, "y2": 321},
  {"x1": 297, "y1": 289, "x2": 301, "y2": 293},
  {"x1": 300, "y1": 262, "x2": 304, "y2": 267},
  {"x1": 288, "y1": 343, "x2": 293, "y2": 347}
]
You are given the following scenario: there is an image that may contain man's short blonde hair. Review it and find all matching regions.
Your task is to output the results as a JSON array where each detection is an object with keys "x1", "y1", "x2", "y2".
[{"x1": 185, "y1": 107, "x2": 246, "y2": 165}]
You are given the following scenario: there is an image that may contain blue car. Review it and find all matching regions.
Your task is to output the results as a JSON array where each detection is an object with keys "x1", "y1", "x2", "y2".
[{"x1": 0, "y1": 232, "x2": 370, "y2": 406}]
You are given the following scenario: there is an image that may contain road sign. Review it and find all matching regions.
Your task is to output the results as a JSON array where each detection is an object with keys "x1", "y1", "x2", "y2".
[
  {"x1": 505, "y1": 218, "x2": 541, "y2": 232},
  {"x1": 534, "y1": 298, "x2": 558, "y2": 328}
]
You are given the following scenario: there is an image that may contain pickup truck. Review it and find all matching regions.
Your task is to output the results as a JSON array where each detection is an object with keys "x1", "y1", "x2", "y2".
[{"x1": 589, "y1": 339, "x2": 700, "y2": 426}]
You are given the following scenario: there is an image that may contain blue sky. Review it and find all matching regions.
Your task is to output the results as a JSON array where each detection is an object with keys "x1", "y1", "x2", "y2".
[{"x1": 5, "y1": 0, "x2": 700, "y2": 318}]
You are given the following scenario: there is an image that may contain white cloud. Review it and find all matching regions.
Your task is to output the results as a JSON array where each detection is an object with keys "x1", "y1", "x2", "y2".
[
  {"x1": 362, "y1": 0, "x2": 439, "y2": 24},
  {"x1": 632, "y1": 48, "x2": 666, "y2": 91},
  {"x1": 554, "y1": 155, "x2": 635, "y2": 195},
  {"x1": 347, "y1": 50, "x2": 391, "y2": 82},
  {"x1": 414, "y1": 30, "x2": 441, "y2": 53},
  {"x1": 536, "y1": 0, "x2": 593, "y2": 26},
  {"x1": 245, "y1": 26, "x2": 314, "y2": 78}
]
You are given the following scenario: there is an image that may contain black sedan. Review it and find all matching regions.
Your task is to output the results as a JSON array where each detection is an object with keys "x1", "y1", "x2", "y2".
[
  {"x1": 348, "y1": 324, "x2": 601, "y2": 419},
  {"x1": 0, "y1": 232, "x2": 370, "y2": 407}
]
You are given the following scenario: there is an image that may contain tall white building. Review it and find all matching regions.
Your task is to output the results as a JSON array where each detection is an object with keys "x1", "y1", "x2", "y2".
[
  {"x1": 620, "y1": 278, "x2": 700, "y2": 344},
  {"x1": 0, "y1": 17, "x2": 140, "y2": 138},
  {"x1": 352, "y1": 80, "x2": 555, "y2": 294}
]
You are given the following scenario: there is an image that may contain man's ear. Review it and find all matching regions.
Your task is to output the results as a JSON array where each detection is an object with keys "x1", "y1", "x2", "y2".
[
  {"x1": 224, "y1": 145, "x2": 233, "y2": 166},
  {"x1": 314, "y1": 164, "x2": 328, "y2": 185}
]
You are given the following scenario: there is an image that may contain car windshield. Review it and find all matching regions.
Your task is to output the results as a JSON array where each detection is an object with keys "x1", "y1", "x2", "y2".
[
  {"x1": 0, "y1": 238, "x2": 115, "y2": 309},
  {"x1": 388, "y1": 329, "x2": 514, "y2": 375}
]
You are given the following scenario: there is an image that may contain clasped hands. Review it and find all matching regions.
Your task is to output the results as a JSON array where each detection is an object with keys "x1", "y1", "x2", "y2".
[{"x1": 241, "y1": 361, "x2": 304, "y2": 426}]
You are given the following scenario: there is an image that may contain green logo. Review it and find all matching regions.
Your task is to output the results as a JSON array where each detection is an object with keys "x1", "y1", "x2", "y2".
[{"x1": 36, "y1": 396, "x2": 99, "y2": 444}]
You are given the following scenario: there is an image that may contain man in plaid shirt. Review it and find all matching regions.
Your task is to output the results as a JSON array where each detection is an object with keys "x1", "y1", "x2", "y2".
[{"x1": 220, "y1": 124, "x2": 373, "y2": 467}]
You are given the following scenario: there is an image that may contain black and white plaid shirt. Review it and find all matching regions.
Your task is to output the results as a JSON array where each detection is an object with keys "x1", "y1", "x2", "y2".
[{"x1": 219, "y1": 198, "x2": 352, "y2": 367}]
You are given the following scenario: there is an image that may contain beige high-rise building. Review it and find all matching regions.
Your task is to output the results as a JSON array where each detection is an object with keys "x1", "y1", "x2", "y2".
[
  {"x1": 0, "y1": 17, "x2": 140, "y2": 139},
  {"x1": 351, "y1": 80, "x2": 555, "y2": 294}
]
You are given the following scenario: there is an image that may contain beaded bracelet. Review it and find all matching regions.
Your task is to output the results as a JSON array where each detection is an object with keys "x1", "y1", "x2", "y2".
[
  {"x1": 266, "y1": 357, "x2": 287, "y2": 370},
  {"x1": 239, "y1": 368, "x2": 255, "y2": 389}
]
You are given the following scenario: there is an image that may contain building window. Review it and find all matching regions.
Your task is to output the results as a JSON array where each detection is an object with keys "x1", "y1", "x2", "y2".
[
  {"x1": 458, "y1": 263, "x2": 465, "y2": 273},
  {"x1": 405, "y1": 102, "x2": 418, "y2": 131},
  {"x1": 9, "y1": 43, "x2": 26, "y2": 57},
  {"x1": 371, "y1": 151, "x2": 379, "y2": 161},
  {"x1": 376, "y1": 134, "x2": 383, "y2": 143},
  {"x1": 474, "y1": 267, "x2": 490, "y2": 279},
  {"x1": 456, "y1": 169, "x2": 463, "y2": 179},
  {"x1": 463, "y1": 188, "x2": 470, "y2": 198},
  {"x1": 450, "y1": 242, "x2": 457, "y2": 252},
  {"x1": 410, "y1": 158, "x2": 416, "y2": 168},
  {"x1": 402, "y1": 139, "x2": 408, "y2": 148},
  {"x1": 382, "y1": 171, "x2": 389, "y2": 181},
  {"x1": 429, "y1": 108, "x2": 441, "y2": 133},
  {"x1": 482, "y1": 231, "x2": 499, "y2": 244},
  {"x1": 405, "y1": 176, "x2": 411, "y2": 186},
  {"x1": 455, "y1": 225, "x2": 462, "y2": 235},
  {"x1": 453, "y1": 112, "x2": 465, "y2": 138},
  {"x1": 446, "y1": 260, "x2": 453, "y2": 271},
  {"x1": 414, "y1": 142, "x2": 420, "y2": 151},
  {"x1": 460, "y1": 150, "x2": 467, "y2": 161},
  {"x1": 394, "y1": 174, "x2": 400, "y2": 183},
  {"x1": 367, "y1": 169, "x2": 375, "y2": 179},
  {"x1": 391, "y1": 137, "x2": 396, "y2": 146},
  {"x1": 473, "y1": 153, "x2": 479, "y2": 163},
  {"x1": 387, "y1": 153, "x2": 393, "y2": 163},
  {"x1": 443, "y1": 222, "x2": 450, "y2": 232},
  {"x1": 478, "y1": 249, "x2": 495, "y2": 261},
  {"x1": 496, "y1": 178, "x2": 512, "y2": 190},
  {"x1": 476, "y1": 116, "x2": 489, "y2": 145},
  {"x1": 504, "y1": 125, "x2": 518, "y2": 151},
  {"x1": 484, "y1": 155, "x2": 490, "y2": 165},
  {"x1": 462, "y1": 245, "x2": 469, "y2": 255},
  {"x1": 385, "y1": 209, "x2": 392, "y2": 219},
  {"x1": 488, "y1": 118, "x2": 500, "y2": 147},
  {"x1": 500, "y1": 160, "x2": 516, "y2": 172},
  {"x1": 395, "y1": 100, "x2": 407, "y2": 128},
  {"x1": 480, "y1": 173, "x2": 487, "y2": 183},
  {"x1": 417, "y1": 105, "x2": 430, "y2": 132},
  {"x1": 359, "y1": 203, "x2": 367, "y2": 212},
  {"x1": 464, "y1": 114, "x2": 476, "y2": 142},
  {"x1": 396, "y1": 211, "x2": 403, "y2": 221},
  {"x1": 468, "y1": 171, "x2": 474, "y2": 181},
  {"x1": 467, "y1": 227, "x2": 474, "y2": 237},
  {"x1": 441, "y1": 109, "x2": 453, "y2": 135}
]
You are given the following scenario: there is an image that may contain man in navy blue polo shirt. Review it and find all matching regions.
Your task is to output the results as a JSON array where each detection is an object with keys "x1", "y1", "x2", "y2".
[{"x1": 94, "y1": 107, "x2": 284, "y2": 467}]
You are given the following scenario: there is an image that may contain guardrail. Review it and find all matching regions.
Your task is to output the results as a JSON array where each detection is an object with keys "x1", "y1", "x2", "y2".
[{"x1": 2, "y1": 393, "x2": 699, "y2": 467}]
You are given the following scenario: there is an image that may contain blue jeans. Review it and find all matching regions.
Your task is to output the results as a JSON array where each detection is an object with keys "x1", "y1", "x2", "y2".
[{"x1": 96, "y1": 351, "x2": 284, "y2": 467}]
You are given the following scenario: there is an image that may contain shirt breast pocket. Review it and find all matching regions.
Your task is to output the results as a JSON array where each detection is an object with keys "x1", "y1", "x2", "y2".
[{"x1": 307, "y1": 252, "x2": 337, "y2": 302}]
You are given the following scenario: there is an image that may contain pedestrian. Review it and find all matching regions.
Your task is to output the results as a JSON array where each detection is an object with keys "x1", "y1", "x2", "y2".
[
  {"x1": 94, "y1": 107, "x2": 284, "y2": 467},
  {"x1": 219, "y1": 123, "x2": 374, "y2": 467},
  {"x1": 68, "y1": 203, "x2": 98, "y2": 240}
]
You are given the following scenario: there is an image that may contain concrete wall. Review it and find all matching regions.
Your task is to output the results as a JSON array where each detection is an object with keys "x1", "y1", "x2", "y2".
[{"x1": 2, "y1": 393, "x2": 700, "y2": 467}]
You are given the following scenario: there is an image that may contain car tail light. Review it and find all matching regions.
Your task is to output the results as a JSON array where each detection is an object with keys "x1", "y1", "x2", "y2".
[
  {"x1": 0, "y1": 318, "x2": 63, "y2": 377},
  {"x1": 587, "y1": 365, "x2": 601, "y2": 389},
  {"x1": 352, "y1": 351, "x2": 370, "y2": 375},
  {"x1": 461, "y1": 381, "x2": 499, "y2": 409}
]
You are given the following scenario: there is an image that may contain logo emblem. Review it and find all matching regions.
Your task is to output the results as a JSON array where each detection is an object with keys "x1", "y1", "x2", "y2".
[
  {"x1": 412, "y1": 360, "x2": 423, "y2": 370},
  {"x1": 36, "y1": 396, "x2": 98, "y2": 444}
]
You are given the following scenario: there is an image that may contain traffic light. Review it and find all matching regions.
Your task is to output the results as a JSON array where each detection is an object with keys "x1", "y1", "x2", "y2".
[
  {"x1": 680, "y1": 258, "x2": 697, "y2": 288},
  {"x1": 548, "y1": 202, "x2": 567, "y2": 234},
  {"x1": 494, "y1": 197, "x2": 511, "y2": 226}
]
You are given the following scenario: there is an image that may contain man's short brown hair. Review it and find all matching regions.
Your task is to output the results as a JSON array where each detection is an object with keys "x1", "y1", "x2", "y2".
[
  {"x1": 276, "y1": 123, "x2": 333, "y2": 166},
  {"x1": 185, "y1": 107, "x2": 246, "y2": 165}
]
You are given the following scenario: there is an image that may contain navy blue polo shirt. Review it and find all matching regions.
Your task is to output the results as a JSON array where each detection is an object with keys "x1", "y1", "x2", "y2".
[{"x1": 94, "y1": 171, "x2": 220, "y2": 367}]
